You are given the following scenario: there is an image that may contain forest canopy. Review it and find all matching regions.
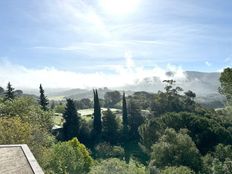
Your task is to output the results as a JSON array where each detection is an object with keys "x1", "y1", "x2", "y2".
[{"x1": 0, "y1": 68, "x2": 232, "y2": 174}]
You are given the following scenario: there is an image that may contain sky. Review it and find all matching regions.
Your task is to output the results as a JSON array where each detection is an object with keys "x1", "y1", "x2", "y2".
[{"x1": 0, "y1": 0, "x2": 232, "y2": 88}]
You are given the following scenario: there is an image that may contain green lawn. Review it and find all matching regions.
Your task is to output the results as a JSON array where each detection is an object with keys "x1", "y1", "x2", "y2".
[
  {"x1": 53, "y1": 113, "x2": 63, "y2": 126},
  {"x1": 48, "y1": 96, "x2": 65, "y2": 101},
  {"x1": 53, "y1": 108, "x2": 122, "y2": 127}
]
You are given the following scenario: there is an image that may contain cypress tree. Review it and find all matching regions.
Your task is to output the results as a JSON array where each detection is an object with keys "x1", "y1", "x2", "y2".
[
  {"x1": 63, "y1": 98, "x2": 80, "y2": 141},
  {"x1": 122, "y1": 92, "x2": 128, "y2": 130},
  {"x1": 4, "y1": 82, "x2": 15, "y2": 101},
  {"x1": 122, "y1": 92, "x2": 130, "y2": 162},
  {"x1": 39, "y1": 84, "x2": 49, "y2": 111},
  {"x1": 93, "y1": 89, "x2": 102, "y2": 135}
]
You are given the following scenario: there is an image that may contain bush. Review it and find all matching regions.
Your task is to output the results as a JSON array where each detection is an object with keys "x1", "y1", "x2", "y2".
[
  {"x1": 0, "y1": 116, "x2": 54, "y2": 166},
  {"x1": 150, "y1": 128, "x2": 202, "y2": 172},
  {"x1": 160, "y1": 166, "x2": 195, "y2": 174},
  {"x1": 88, "y1": 158, "x2": 146, "y2": 174},
  {"x1": 94, "y1": 142, "x2": 125, "y2": 159},
  {"x1": 45, "y1": 138, "x2": 93, "y2": 174},
  {"x1": 0, "y1": 117, "x2": 32, "y2": 145},
  {"x1": 54, "y1": 104, "x2": 65, "y2": 113},
  {"x1": 202, "y1": 144, "x2": 232, "y2": 174},
  {"x1": 0, "y1": 96, "x2": 53, "y2": 130}
]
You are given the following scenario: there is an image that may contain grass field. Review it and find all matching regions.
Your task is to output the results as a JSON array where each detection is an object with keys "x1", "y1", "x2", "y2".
[
  {"x1": 52, "y1": 108, "x2": 122, "y2": 127},
  {"x1": 48, "y1": 96, "x2": 65, "y2": 101}
]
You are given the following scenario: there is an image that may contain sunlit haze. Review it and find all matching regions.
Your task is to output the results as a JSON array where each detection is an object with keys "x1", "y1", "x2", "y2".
[
  {"x1": 0, "y1": 0, "x2": 231, "y2": 88},
  {"x1": 100, "y1": 0, "x2": 140, "y2": 16}
]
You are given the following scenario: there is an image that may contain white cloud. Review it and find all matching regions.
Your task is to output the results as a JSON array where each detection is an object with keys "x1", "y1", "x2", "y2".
[
  {"x1": 44, "y1": 0, "x2": 112, "y2": 40},
  {"x1": 0, "y1": 58, "x2": 186, "y2": 89},
  {"x1": 205, "y1": 61, "x2": 212, "y2": 67},
  {"x1": 32, "y1": 0, "x2": 212, "y2": 63},
  {"x1": 217, "y1": 68, "x2": 225, "y2": 73},
  {"x1": 124, "y1": 50, "x2": 135, "y2": 68}
]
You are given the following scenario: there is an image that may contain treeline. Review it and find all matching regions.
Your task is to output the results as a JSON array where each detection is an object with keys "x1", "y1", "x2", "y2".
[
  {"x1": 0, "y1": 68, "x2": 232, "y2": 174},
  {"x1": 50, "y1": 68, "x2": 232, "y2": 174},
  {"x1": 58, "y1": 88, "x2": 145, "y2": 160},
  {"x1": 50, "y1": 90, "x2": 123, "y2": 113}
]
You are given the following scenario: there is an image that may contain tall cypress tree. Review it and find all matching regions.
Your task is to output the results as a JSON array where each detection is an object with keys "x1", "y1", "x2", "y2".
[
  {"x1": 122, "y1": 92, "x2": 128, "y2": 130},
  {"x1": 63, "y1": 98, "x2": 80, "y2": 141},
  {"x1": 39, "y1": 84, "x2": 49, "y2": 111},
  {"x1": 93, "y1": 89, "x2": 102, "y2": 135},
  {"x1": 122, "y1": 92, "x2": 130, "y2": 162},
  {"x1": 4, "y1": 82, "x2": 15, "y2": 101}
]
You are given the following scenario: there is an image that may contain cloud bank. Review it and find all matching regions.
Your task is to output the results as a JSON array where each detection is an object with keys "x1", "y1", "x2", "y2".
[{"x1": 0, "y1": 56, "x2": 186, "y2": 89}]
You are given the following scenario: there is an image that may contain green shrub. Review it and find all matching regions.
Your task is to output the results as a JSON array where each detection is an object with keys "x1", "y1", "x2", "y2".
[
  {"x1": 94, "y1": 142, "x2": 125, "y2": 159},
  {"x1": 160, "y1": 166, "x2": 195, "y2": 174},
  {"x1": 151, "y1": 128, "x2": 202, "y2": 172},
  {"x1": 88, "y1": 158, "x2": 146, "y2": 174},
  {"x1": 45, "y1": 138, "x2": 93, "y2": 174}
]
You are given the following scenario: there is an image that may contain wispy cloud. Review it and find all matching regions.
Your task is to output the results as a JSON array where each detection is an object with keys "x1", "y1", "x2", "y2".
[
  {"x1": 30, "y1": 0, "x2": 217, "y2": 63},
  {"x1": 43, "y1": 0, "x2": 112, "y2": 40},
  {"x1": 1, "y1": 0, "x2": 230, "y2": 72}
]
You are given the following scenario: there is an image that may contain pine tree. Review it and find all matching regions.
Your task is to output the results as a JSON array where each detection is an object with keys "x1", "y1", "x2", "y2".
[
  {"x1": 63, "y1": 98, "x2": 80, "y2": 141},
  {"x1": 122, "y1": 92, "x2": 128, "y2": 132},
  {"x1": 4, "y1": 82, "x2": 15, "y2": 101},
  {"x1": 93, "y1": 89, "x2": 102, "y2": 136},
  {"x1": 39, "y1": 84, "x2": 49, "y2": 111}
]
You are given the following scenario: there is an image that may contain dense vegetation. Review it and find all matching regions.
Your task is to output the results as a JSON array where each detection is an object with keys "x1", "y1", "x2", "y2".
[{"x1": 0, "y1": 68, "x2": 232, "y2": 174}]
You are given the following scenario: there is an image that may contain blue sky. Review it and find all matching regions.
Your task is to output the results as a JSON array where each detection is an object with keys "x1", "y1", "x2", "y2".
[{"x1": 0, "y1": 0, "x2": 232, "y2": 88}]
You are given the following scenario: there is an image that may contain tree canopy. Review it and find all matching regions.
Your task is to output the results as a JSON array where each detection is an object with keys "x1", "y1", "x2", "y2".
[
  {"x1": 39, "y1": 84, "x2": 49, "y2": 111},
  {"x1": 45, "y1": 138, "x2": 93, "y2": 174},
  {"x1": 63, "y1": 98, "x2": 80, "y2": 141},
  {"x1": 219, "y1": 67, "x2": 232, "y2": 103},
  {"x1": 4, "y1": 82, "x2": 15, "y2": 101},
  {"x1": 104, "y1": 91, "x2": 121, "y2": 108},
  {"x1": 1, "y1": 71, "x2": 232, "y2": 174},
  {"x1": 93, "y1": 89, "x2": 102, "y2": 140},
  {"x1": 150, "y1": 128, "x2": 202, "y2": 172}
]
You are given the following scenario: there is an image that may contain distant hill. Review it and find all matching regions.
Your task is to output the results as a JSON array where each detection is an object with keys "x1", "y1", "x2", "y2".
[
  {"x1": 122, "y1": 71, "x2": 221, "y2": 95},
  {"x1": 22, "y1": 71, "x2": 225, "y2": 108},
  {"x1": 122, "y1": 71, "x2": 225, "y2": 108},
  {"x1": 47, "y1": 88, "x2": 135, "y2": 101}
]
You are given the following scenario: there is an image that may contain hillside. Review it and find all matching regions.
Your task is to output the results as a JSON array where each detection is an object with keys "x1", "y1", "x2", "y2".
[{"x1": 35, "y1": 71, "x2": 224, "y2": 108}]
